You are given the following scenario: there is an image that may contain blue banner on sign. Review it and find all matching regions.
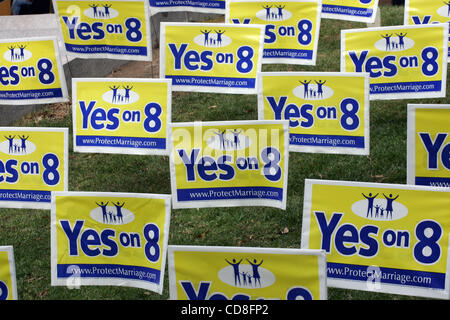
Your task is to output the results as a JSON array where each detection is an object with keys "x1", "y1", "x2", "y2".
[
  {"x1": 322, "y1": 4, "x2": 373, "y2": 18},
  {"x1": 290, "y1": 134, "x2": 365, "y2": 148},
  {"x1": 65, "y1": 44, "x2": 148, "y2": 56},
  {"x1": 57, "y1": 263, "x2": 161, "y2": 284},
  {"x1": 76, "y1": 135, "x2": 166, "y2": 150},
  {"x1": 415, "y1": 177, "x2": 450, "y2": 188},
  {"x1": 149, "y1": 0, "x2": 225, "y2": 9},
  {"x1": 0, "y1": 189, "x2": 51, "y2": 203},
  {"x1": 327, "y1": 262, "x2": 446, "y2": 289},
  {"x1": 0, "y1": 88, "x2": 63, "y2": 100},
  {"x1": 167, "y1": 75, "x2": 256, "y2": 89},
  {"x1": 263, "y1": 49, "x2": 313, "y2": 60},
  {"x1": 370, "y1": 81, "x2": 442, "y2": 95},
  {"x1": 177, "y1": 186, "x2": 283, "y2": 201}
]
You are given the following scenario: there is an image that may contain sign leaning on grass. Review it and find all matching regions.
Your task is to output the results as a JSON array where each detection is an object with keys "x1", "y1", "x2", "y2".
[
  {"x1": 53, "y1": 0, "x2": 152, "y2": 61},
  {"x1": 149, "y1": 0, "x2": 226, "y2": 14},
  {"x1": 51, "y1": 191, "x2": 171, "y2": 294},
  {"x1": 0, "y1": 246, "x2": 17, "y2": 300},
  {"x1": 407, "y1": 104, "x2": 450, "y2": 188},
  {"x1": 321, "y1": 0, "x2": 379, "y2": 23},
  {"x1": 301, "y1": 179, "x2": 450, "y2": 299},
  {"x1": 257, "y1": 72, "x2": 370, "y2": 155},
  {"x1": 404, "y1": 0, "x2": 450, "y2": 61},
  {"x1": 225, "y1": 0, "x2": 322, "y2": 65},
  {"x1": 0, "y1": 37, "x2": 68, "y2": 105},
  {"x1": 169, "y1": 120, "x2": 289, "y2": 209},
  {"x1": 168, "y1": 246, "x2": 327, "y2": 300},
  {"x1": 160, "y1": 22, "x2": 265, "y2": 94},
  {"x1": 72, "y1": 78, "x2": 171, "y2": 155},
  {"x1": 0, "y1": 127, "x2": 68, "y2": 210},
  {"x1": 341, "y1": 24, "x2": 448, "y2": 100}
]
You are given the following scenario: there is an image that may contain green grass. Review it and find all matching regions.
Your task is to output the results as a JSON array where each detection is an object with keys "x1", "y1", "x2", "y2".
[{"x1": 0, "y1": 5, "x2": 445, "y2": 300}]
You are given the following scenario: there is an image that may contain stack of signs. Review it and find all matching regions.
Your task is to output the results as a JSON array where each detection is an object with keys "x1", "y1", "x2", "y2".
[
  {"x1": 53, "y1": 0, "x2": 152, "y2": 61},
  {"x1": 169, "y1": 120, "x2": 289, "y2": 209},
  {"x1": 160, "y1": 22, "x2": 265, "y2": 94},
  {"x1": 0, "y1": 37, "x2": 68, "y2": 105},
  {"x1": 149, "y1": 0, "x2": 226, "y2": 14},
  {"x1": 51, "y1": 192, "x2": 171, "y2": 293},
  {"x1": 322, "y1": 0, "x2": 379, "y2": 23},
  {"x1": 301, "y1": 179, "x2": 450, "y2": 299},
  {"x1": 0, "y1": 246, "x2": 17, "y2": 300},
  {"x1": 72, "y1": 78, "x2": 171, "y2": 155},
  {"x1": 407, "y1": 104, "x2": 450, "y2": 188},
  {"x1": 341, "y1": 24, "x2": 448, "y2": 100},
  {"x1": 257, "y1": 72, "x2": 370, "y2": 155},
  {"x1": 0, "y1": 128, "x2": 68, "y2": 209},
  {"x1": 226, "y1": 0, "x2": 322, "y2": 65},
  {"x1": 404, "y1": 0, "x2": 450, "y2": 62},
  {"x1": 168, "y1": 246, "x2": 327, "y2": 300}
]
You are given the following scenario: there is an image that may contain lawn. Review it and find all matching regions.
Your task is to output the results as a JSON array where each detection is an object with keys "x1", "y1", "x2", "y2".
[{"x1": 0, "y1": 5, "x2": 446, "y2": 300}]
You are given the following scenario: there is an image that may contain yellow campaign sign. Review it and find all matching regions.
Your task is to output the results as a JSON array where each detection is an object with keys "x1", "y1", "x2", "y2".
[
  {"x1": 258, "y1": 72, "x2": 370, "y2": 154},
  {"x1": 53, "y1": 0, "x2": 152, "y2": 60},
  {"x1": 149, "y1": 0, "x2": 226, "y2": 14},
  {"x1": 169, "y1": 120, "x2": 289, "y2": 209},
  {"x1": 341, "y1": 24, "x2": 448, "y2": 100},
  {"x1": 51, "y1": 191, "x2": 171, "y2": 293},
  {"x1": 0, "y1": 127, "x2": 68, "y2": 210},
  {"x1": 168, "y1": 246, "x2": 327, "y2": 300},
  {"x1": 0, "y1": 246, "x2": 17, "y2": 300},
  {"x1": 72, "y1": 78, "x2": 171, "y2": 155},
  {"x1": 160, "y1": 22, "x2": 265, "y2": 94},
  {"x1": 226, "y1": 0, "x2": 322, "y2": 65},
  {"x1": 407, "y1": 104, "x2": 450, "y2": 188},
  {"x1": 404, "y1": 0, "x2": 450, "y2": 62},
  {"x1": 0, "y1": 37, "x2": 68, "y2": 105},
  {"x1": 321, "y1": 0, "x2": 379, "y2": 23},
  {"x1": 301, "y1": 179, "x2": 450, "y2": 299}
]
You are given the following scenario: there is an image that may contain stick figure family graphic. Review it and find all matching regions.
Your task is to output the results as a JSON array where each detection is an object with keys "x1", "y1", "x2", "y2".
[
  {"x1": 262, "y1": 4, "x2": 286, "y2": 20},
  {"x1": 298, "y1": 80, "x2": 327, "y2": 99},
  {"x1": 225, "y1": 257, "x2": 264, "y2": 288},
  {"x1": 89, "y1": 4, "x2": 113, "y2": 18},
  {"x1": 108, "y1": 85, "x2": 134, "y2": 103},
  {"x1": 7, "y1": 45, "x2": 27, "y2": 62},
  {"x1": 362, "y1": 192, "x2": 400, "y2": 219},
  {"x1": 212, "y1": 129, "x2": 242, "y2": 150},
  {"x1": 95, "y1": 201, "x2": 126, "y2": 224},
  {"x1": 200, "y1": 29, "x2": 226, "y2": 47},
  {"x1": 3, "y1": 135, "x2": 29, "y2": 155},
  {"x1": 380, "y1": 32, "x2": 408, "y2": 51}
]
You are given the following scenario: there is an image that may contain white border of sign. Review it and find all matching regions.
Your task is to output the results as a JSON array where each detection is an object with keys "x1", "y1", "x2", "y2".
[
  {"x1": 0, "y1": 246, "x2": 18, "y2": 300},
  {"x1": 50, "y1": 191, "x2": 172, "y2": 294},
  {"x1": 168, "y1": 245, "x2": 328, "y2": 300},
  {"x1": 257, "y1": 71, "x2": 370, "y2": 155}
]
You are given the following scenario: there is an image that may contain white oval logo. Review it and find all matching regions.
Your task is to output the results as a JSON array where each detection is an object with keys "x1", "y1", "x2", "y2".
[
  {"x1": 437, "y1": 5, "x2": 450, "y2": 18},
  {"x1": 3, "y1": 47, "x2": 32, "y2": 63},
  {"x1": 84, "y1": 5, "x2": 119, "y2": 19},
  {"x1": 293, "y1": 81, "x2": 334, "y2": 100},
  {"x1": 102, "y1": 86, "x2": 140, "y2": 105},
  {"x1": 218, "y1": 261, "x2": 275, "y2": 289},
  {"x1": 374, "y1": 34, "x2": 414, "y2": 52},
  {"x1": 90, "y1": 202, "x2": 134, "y2": 225},
  {"x1": 194, "y1": 30, "x2": 232, "y2": 48},
  {"x1": 0, "y1": 136, "x2": 36, "y2": 156},
  {"x1": 351, "y1": 193, "x2": 407, "y2": 221},
  {"x1": 206, "y1": 130, "x2": 251, "y2": 151},
  {"x1": 255, "y1": 6, "x2": 292, "y2": 22}
]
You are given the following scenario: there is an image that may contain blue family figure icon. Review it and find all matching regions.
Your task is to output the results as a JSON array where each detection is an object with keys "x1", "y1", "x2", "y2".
[
  {"x1": 19, "y1": 135, "x2": 29, "y2": 153},
  {"x1": 299, "y1": 80, "x2": 312, "y2": 98},
  {"x1": 262, "y1": 4, "x2": 272, "y2": 19},
  {"x1": 225, "y1": 258, "x2": 242, "y2": 286},
  {"x1": 103, "y1": 4, "x2": 112, "y2": 18},
  {"x1": 215, "y1": 30, "x2": 225, "y2": 46},
  {"x1": 201, "y1": 29, "x2": 212, "y2": 46},
  {"x1": 95, "y1": 201, "x2": 109, "y2": 223},
  {"x1": 214, "y1": 130, "x2": 226, "y2": 149},
  {"x1": 231, "y1": 129, "x2": 242, "y2": 148},
  {"x1": 315, "y1": 80, "x2": 326, "y2": 99},
  {"x1": 18, "y1": 45, "x2": 26, "y2": 60},
  {"x1": 381, "y1": 33, "x2": 393, "y2": 51},
  {"x1": 89, "y1": 4, "x2": 99, "y2": 17},
  {"x1": 247, "y1": 258, "x2": 263, "y2": 287},
  {"x1": 113, "y1": 201, "x2": 125, "y2": 223},
  {"x1": 362, "y1": 192, "x2": 378, "y2": 218},
  {"x1": 123, "y1": 85, "x2": 133, "y2": 103},
  {"x1": 109, "y1": 85, "x2": 120, "y2": 103},
  {"x1": 7, "y1": 46, "x2": 15, "y2": 61},
  {"x1": 4, "y1": 135, "x2": 15, "y2": 154},
  {"x1": 395, "y1": 32, "x2": 407, "y2": 50},
  {"x1": 383, "y1": 193, "x2": 399, "y2": 219},
  {"x1": 275, "y1": 5, "x2": 285, "y2": 20}
]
